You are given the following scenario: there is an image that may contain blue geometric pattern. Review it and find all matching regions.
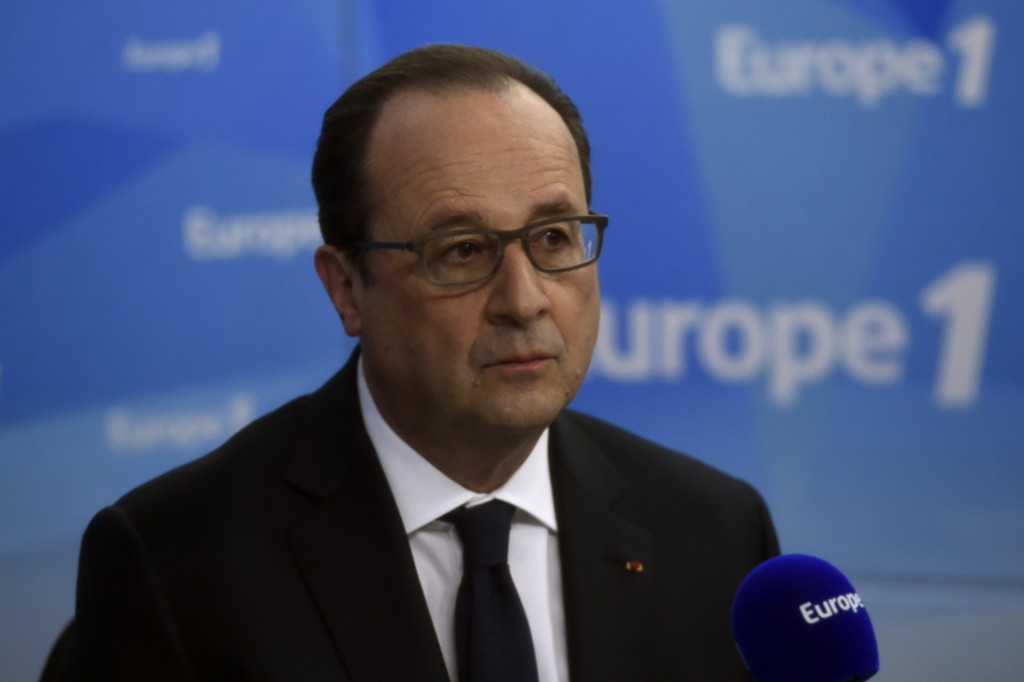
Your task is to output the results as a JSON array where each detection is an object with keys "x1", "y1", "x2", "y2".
[
  {"x1": 834, "y1": 0, "x2": 957, "y2": 37},
  {"x1": 0, "y1": 116, "x2": 176, "y2": 259}
]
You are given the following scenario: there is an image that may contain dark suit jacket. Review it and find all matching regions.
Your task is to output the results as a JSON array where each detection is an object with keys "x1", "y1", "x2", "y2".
[{"x1": 43, "y1": 353, "x2": 778, "y2": 681}]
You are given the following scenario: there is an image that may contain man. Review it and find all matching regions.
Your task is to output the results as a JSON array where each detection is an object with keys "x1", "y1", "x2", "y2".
[{"x1": 43, "y1": 44, "x2": 778, "y2": 681}]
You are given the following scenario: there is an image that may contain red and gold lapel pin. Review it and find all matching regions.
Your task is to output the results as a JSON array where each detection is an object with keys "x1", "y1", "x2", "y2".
[{"x1": 624, "y1": 559, "x2": 645, "y2": 573}]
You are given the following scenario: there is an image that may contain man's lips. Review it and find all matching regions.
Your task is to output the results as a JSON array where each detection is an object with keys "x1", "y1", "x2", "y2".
[{"x1": 486, "y1": 352, "x2": 556, "y2": 369}]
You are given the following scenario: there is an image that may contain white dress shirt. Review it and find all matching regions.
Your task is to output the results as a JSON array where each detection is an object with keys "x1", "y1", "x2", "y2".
[{"x1": 357, "y1": 360, "x2": 568, "y2": 682}]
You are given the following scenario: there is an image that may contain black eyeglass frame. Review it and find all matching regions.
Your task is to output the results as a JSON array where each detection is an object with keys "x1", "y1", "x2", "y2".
[{"x1": 349, "y1": 213, "x2": 609, "y2": 286}]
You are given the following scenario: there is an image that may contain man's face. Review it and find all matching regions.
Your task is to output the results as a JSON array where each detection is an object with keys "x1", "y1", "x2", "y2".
[{"x1": 326, "y1": 83, "x2": 600, "y2": 450}]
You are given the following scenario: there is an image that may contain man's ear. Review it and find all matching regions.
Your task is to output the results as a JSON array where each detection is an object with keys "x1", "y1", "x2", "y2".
[{"x1": 314, "y1": 244, "x2": 364, "y2": 337}]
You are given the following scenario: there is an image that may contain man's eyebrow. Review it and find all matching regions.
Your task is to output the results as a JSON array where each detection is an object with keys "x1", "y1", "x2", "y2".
[
  {"x1": 528, "y1": 199, "x2": 584, "y2": 222},
  {"x1": 422, "y1": 200, "x2": 586, "y2": 234},
  {"x1": 422, "y1": 211, "x2": 488, "y2": 233}
]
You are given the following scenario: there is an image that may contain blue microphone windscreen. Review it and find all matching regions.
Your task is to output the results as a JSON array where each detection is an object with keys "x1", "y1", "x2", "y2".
[{"x1": 731, "y1": 554, "x2": 879, "y2": 682}]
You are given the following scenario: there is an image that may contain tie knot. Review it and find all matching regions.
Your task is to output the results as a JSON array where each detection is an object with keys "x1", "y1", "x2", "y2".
[{"x1": 446, "y1": 500, "x2": 516, "y2": 568}]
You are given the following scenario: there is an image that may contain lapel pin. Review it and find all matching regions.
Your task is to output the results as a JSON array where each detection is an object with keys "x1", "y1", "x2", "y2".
[{"x1": 625, "y1": 560, "x2": 644, "y2": 573}]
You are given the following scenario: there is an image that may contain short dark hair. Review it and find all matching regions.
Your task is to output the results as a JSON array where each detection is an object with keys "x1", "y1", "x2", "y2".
[{"x1": 310, "y1": 44, "x2": 592, "y2": 276}]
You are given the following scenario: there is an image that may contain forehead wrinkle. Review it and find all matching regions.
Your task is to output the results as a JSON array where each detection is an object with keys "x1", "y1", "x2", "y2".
[
  {"x1": 385, "y1": 150, "x2": 581, "y2": 231},
  {"x1": 364, "y1": 85, "x2": 585, "y2": 237},
  {"x1": 394, "y1": 137, "x2": 576, "y2": 189}
]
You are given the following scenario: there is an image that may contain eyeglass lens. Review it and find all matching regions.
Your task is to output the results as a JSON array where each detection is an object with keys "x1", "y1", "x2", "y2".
[{"x1": 421, "y1": 219, "x2": 601, "y2": 284}]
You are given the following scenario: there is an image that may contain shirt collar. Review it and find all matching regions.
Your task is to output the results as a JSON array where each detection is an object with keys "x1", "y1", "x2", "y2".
[{"x1": 357, "y1": 357, "x2": 557, "y2": 535}]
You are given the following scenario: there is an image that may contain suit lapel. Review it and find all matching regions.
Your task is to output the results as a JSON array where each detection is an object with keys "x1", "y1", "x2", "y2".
[
  {"x1": 550, "y1": 414, "x2": 654, "y2": 682},
  {"x1": 284, "y1": 356, "x2": 450, "y2": 682}
]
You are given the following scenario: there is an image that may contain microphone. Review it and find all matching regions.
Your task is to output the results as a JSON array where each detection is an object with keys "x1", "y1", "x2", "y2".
[{"x1": 731, "y1": 554, "x2": 879, "y2": 682}]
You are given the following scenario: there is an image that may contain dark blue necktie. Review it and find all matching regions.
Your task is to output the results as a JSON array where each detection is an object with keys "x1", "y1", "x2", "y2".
[{"x1": 446, "y1": 500, "x2": 540, "y2": 682}]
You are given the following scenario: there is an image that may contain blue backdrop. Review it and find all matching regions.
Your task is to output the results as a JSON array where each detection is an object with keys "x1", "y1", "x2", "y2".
[{"x1": 2, "y1": 1, "x2": 1022, "y2": 679}]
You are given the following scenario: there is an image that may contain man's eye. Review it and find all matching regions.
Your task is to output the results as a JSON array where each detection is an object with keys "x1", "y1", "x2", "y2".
[
  {"x1": 536, "y1": 228, "x2": 572, "y2": 249},
  {"x1": 442, "y1": 240, "x2": 483, "y2": 263},
  {"x1": 547, "y1": 230, "x2": 567, "y2": 245}
]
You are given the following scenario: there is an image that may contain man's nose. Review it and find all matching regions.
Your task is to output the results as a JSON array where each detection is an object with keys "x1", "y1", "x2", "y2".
[{"x1": 484, "y1": 241, "x2": 550, "y2": 324}]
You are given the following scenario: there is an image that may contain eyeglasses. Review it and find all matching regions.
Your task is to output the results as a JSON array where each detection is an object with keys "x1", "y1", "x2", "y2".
[{"x1": 351, "y1": 214, "x2": 608, "y2": 286}]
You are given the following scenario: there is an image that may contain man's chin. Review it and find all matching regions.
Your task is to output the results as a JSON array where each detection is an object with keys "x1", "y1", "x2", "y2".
[{"x1": 474, "y1": 390, "x2": 568, "y2": 433}]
